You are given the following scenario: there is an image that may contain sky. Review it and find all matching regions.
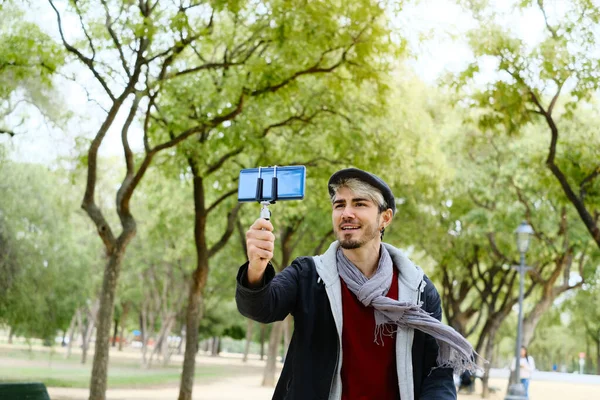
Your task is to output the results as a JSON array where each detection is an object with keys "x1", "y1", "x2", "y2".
[{"x1": 0, "y1": 0, "x2": 556, "y2": 165}]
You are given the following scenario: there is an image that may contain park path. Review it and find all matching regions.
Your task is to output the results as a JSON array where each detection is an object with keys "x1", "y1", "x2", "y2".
[
  {"x1": 40, "y1": 371, "x2": 600, "y2": 400},
  {"x1": 48, "y1": 374, "x2": 273, "y2": 400}
]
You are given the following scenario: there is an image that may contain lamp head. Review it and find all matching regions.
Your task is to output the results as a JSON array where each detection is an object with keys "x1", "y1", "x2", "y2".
[{"x1": 515, "y1": 221, "x2": 534, "y2": 254}]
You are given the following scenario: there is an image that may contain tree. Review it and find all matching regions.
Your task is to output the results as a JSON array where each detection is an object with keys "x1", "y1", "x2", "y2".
[
  {"x1": 453, "y1": 0, "x2": 600, "y2": 249},
  {"x1": 42, "y1": 1, "x2": 394, "y2": 397},
  {"x1": 121, "y1": 168, "x2": 193, "y2": 367},
  {"x1": 567, "y1": 270, "x2": 600, "y2": 374},
  {"x1": 0, "y1": 3, "x2": 65, "y2": 137},
  {"x1": 401, "y1": 125, "x2": 599, "y2": 396},
  {"x1": 0, "y1": 160, "x2": 99, "y2": 343},
  {"x1": 139, "y1": 2, "x2": 403, "y2": 397}
]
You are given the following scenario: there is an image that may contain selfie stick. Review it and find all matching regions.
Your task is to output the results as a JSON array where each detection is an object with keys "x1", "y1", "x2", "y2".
[{"x1": 256, "y1": 166, "x2": 278, "y2": 220}]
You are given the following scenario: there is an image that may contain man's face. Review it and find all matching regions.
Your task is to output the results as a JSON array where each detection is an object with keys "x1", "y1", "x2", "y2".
[{"x1": 332, "y1": 186, "x2": 382, "y2": 249}]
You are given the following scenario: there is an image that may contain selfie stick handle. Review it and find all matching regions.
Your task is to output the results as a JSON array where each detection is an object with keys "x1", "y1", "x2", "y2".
[{"x1": 260, "y1": 201, "x2": 271, "y2": 220}]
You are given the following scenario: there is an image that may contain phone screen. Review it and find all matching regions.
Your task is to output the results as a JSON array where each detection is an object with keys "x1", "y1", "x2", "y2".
[{"x1": 238, "y1": 166, "x2": 306, "y2": 202}]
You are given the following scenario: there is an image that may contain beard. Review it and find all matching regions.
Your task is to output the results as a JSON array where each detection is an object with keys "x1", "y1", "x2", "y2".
[{"x1": 336, "y1": 217, "x2": 380, "y2": 249}]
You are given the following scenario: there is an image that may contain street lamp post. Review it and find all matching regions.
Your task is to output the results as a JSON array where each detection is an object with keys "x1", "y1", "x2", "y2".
[{"x1": 505, "y1": 221, "x2": 533, "y2": 400}]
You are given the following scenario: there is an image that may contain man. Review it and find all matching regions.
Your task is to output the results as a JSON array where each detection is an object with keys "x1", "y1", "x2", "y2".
[{"x1": 236, "y1": 168, "x2": 475, "y2": 400}]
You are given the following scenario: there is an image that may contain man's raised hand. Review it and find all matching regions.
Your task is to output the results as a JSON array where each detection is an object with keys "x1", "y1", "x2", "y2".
[{"x1": 246, "y1": 218, "x2": 275, "y2": 286}]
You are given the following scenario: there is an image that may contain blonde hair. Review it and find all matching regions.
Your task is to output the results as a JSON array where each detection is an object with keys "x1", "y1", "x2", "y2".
[{"x1": 329, "y1": 178, "x2": 387, "y2": 212}]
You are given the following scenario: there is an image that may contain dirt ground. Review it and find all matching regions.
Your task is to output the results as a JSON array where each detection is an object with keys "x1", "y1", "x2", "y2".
[
  {"x1": 4, "y1": 343, "x2": 596, "y2": 400},
  {"x1": 464, "y1": 378, "x2": 600, "y2": 400},
  {"x1": 48, "y1": 375, "x2": 600, "y2": 400}
]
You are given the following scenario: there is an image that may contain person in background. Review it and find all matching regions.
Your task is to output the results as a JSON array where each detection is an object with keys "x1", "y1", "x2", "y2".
[{"x1": 512, "y1": 346, "x2": 535, "y2": 398}]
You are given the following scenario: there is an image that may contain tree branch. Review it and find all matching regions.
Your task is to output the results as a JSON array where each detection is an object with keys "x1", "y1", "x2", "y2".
[
  {"x1": 81, "y1": 202, "x2": 116, "y2": 253},
  {"x1": 250, "y1": 49, "x2": 346, "y2": 96},
  {"x1": 313, "y1": 229, "x2": 334, "y2": 255},
  {"x1": 208, "y1": 203, "x2": 242, "y2": 259},
  {"x1": 73, "y1": 0, "x2": 97, "y2": 60},
  {"x1": 170, "y1": 39, "x2": 266, "y2": 80},
  {"x1": 205, "y1": 189, "x2": 238, "y2": 215},
  {"x1": 149, "y1": 92, "x2": 245, "y2": 155},
  {"x1": 541, "y1": 100, "x2": 600, "y2": 247},
  {"x1": 170, "y1": 61, "x2": 245, "y2": 79},
  {"x1": 101, "y1": 0, "x2": 130, "y2": 79},
  {"x1": 468, "y1": 190, "x2": 495, "y2": 211},
  {"x1": 0, "y1": 128, "x2": 16, "y2": 137},
  {"x1": 205, "y1": 147, "x2": 244, "y2": 176},
  {"x1": 260, "y1": 107, "x2": 348, "y2": 138},
  {"x1": 486, "y1": 232, "x2": 511, "y2": 264},
  {"x1": 247, "y1": 21, "x2": 372, "y2": 98},
  {"x1": 580, "y1": 165, "x2": 600, "y2": 201},
  {"x1": 287, "y1": 156, "x2": 347, "y2": 167},
  {"x1": 287, "y1": 218, "x2": 307, "y2": 256},
  {"x1": 510, "y1": 179, "x2": 558, "y2": 251},
  {"x1": 526, "y1": 108, "x2": 545, "y2": 115},
  {"x1": 48, "y1": 0, "x2": 115, "y2": 101},
  {"x1": 547, "y1": 82, "x2": 564, "y2": 116},
  {"x1": 113, "y1": 95, "x2": 143, "y2": 237},
  {"x1": 536, "y1": 0, "x2": 559, "y2": 39},
  {"x1": 236, "y1": 216, "x2": 248, "y2": 257},
  {"x1": 121, "y1": 96, "x2": 141, "y2": 179}
]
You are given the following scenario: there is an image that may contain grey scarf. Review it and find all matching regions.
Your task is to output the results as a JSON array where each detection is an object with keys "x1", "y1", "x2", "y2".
[{"x1": 336, "y1": 245, "x2": 480, "y2": 373}]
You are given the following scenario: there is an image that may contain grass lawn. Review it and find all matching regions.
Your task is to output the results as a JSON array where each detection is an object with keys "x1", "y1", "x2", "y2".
[{"x1": 0, "y1": 347, "x2": 260, "y2": 389}]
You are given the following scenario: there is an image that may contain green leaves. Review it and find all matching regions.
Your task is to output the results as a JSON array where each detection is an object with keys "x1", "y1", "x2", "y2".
[
  {"x1": 0, "y1": 160, "x2": 100, "y2": 340},
  {"x1": 0, "y1": 3, "x2": 66, "y2": 136}
]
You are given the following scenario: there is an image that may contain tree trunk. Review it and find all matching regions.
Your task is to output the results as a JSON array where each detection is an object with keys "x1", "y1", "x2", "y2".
[
  {"x1": 149, "y1": 317, "x2": 174, "y2": 366},
  {"x1": 89, "y1": 248, "x2": 127, "y2": 400},
  {"x1": 118, "y1": 303, "x2": 129, "y2": 352},
  {"x1": 480, "y1": 330, "x2": 497, "y2": 399},
  {"x1": 260, "y1": 324, "x2": 266, "y2": 360},
  {"x1": 81, "y1": 300, "x2": 99, "y2": 365},
  {"x1": 178, "y1": 278, "x2": 205, "y2": 400},
  {"x1": 597, "y1": 331, "x2": 600, "y2": 375},
  {"x1": 8, "y1": 326, "x2": 14, "y2": 344},
  {"x1": 79, "y1": 310, "x2": 88, "y2": 364},
  {"x1": 112, "y1": 316, "x2": 119, "y2": 347},
  {"x1": 140, "y1": 307, "x2": 156, "y2": 368},
  {"x1": 161, "y1": 320, "x2": 173, "y2": 366},
  {"x1": 262, "y1": 321, "x2": 284, "y2": 387},
  {"x1": 521, "y1": 297, "x2": 552, "y2": 347},
  {"x1": 178, "y1": 175, "x2": 211, "y2": 400},
  {"x1": 177, "y1": 324, "x2": 185, "y2": 355},
  {"x1": 243, "y1": 319, "x2": 254, "y2": 362},
  {"x1": 66, "y1": 311, "x2": 78, "y2": 359},
  {"x1": 211, "y1": 336, "x2": 220, "y2": 356}
]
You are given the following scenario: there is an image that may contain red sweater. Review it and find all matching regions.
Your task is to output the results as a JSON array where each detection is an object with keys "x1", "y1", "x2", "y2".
[{"x1": 340, "y1": 268, "x2": 400, "y2": 400}]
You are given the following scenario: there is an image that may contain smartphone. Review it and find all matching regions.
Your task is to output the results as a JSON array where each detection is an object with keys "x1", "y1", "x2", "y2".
[{"x1": 237, "y1": 165, "x2": 306, "y2": 202}]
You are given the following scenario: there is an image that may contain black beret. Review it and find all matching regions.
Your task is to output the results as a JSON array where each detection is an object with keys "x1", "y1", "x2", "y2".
[{"x1": 328, "y1": 168, "x2": 396, "y2": 215}]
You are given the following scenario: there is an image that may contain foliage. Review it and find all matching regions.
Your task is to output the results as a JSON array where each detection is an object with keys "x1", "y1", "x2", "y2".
[
  {"x1": 0, "y1": 160, "x2": 99, "y2": 340},
  {"x1": 0, "y1": 2, "x2": 66, "y2": 137},
  {"x1": 451, "y1": 0, "x2": 600, "y2": 249},
  {"x1": 393, "y1": 102, "x2": 599, "y2": 370}
]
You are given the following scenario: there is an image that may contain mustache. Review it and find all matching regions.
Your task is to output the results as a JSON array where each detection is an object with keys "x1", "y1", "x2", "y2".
[{"x1": 338, "y1": 221, "x2": 361, "y2": 228}]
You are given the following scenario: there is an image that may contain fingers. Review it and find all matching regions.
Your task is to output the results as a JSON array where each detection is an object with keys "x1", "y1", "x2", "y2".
[
  {"x1": 246, "y1": 218, "x2": 276, "y2": 268},
  {"x1": 247, "y1": 228, "x2": 275, "y2": 242},
  {"x1": 247, "y1": 236, "x2": 275, "y2": 253},
  {"x1": 250, "y1": 218, "x2": 273, "y2": 232},
  {"x1": 248, "y1": 245, "x2": 273, "y2": 260}
]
